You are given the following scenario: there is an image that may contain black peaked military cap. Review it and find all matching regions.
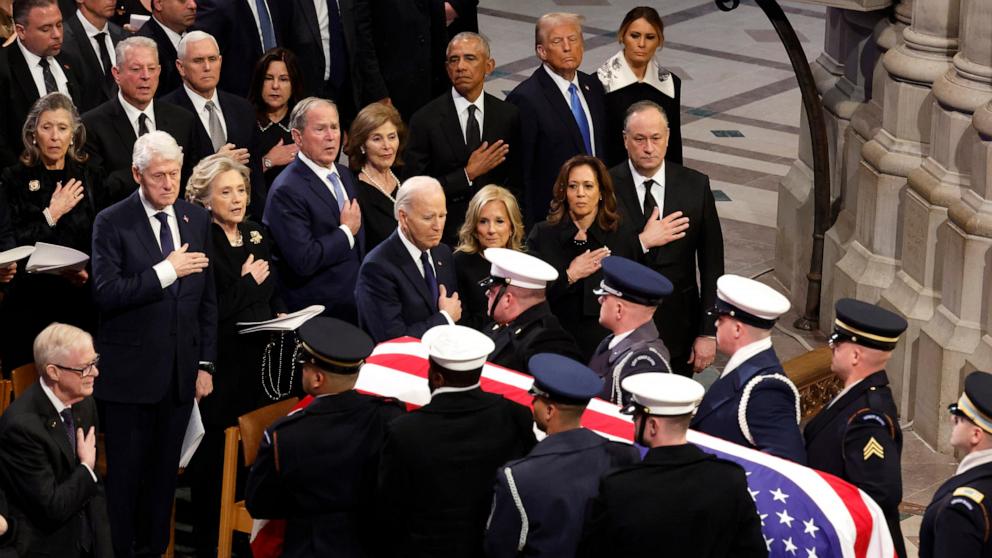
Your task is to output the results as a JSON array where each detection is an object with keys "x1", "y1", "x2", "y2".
[
  {"x1": 297, "y1": 317, "x2": 375, "y2": 373},
  {"x1": 528, "y1": 353, "x2": 604, "y2": 405},
  {"x1": 593, "y1": 256, "x2": 673, "y2": 306},
  {"x1": 831, "y1": 298, "x2": 908, "y2": 351},
  {"x1": 949, "y1": 371, "x2": 992, "y2": 434}
]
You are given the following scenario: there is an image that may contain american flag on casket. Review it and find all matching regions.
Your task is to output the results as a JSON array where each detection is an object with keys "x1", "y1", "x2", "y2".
[{"x1": 251, "y1": 337, "x2": 897, "y2": 558}]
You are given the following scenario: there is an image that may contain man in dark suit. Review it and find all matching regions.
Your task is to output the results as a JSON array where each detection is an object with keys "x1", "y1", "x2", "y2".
[
  {"x1": 443, "y1": 0, "x2": 476, "y2": 39},
  {"x1": 61, "y1": 0, "x2": 127, "y2": 109},
  {"x1": 193, "y1": 0, "x2": 281, "y2": 97},
  {"x1": 379, "y1": 324, "x2": 536, "y2": 557},
  {"x1": 91, "y1": 130, "x2": 217, "y2": 558},
  {"x1": 136, "y1": 0, "x2": 196, "y2": 97},
  {"x1": 160, "y1": 31, "x2": 267, "y2": 217},
  {"x1": 355, "y1": 176, "x2": 461, "y2": 342},
  {"x1": 506, "y1": 12, "x2": 606, "y2": 225},
  {"x1": 690, "y1": 275, "x2": 806, "y2": 464},
  {"x1": 0, "y1": 323, "x2": 113, "y2": 558},
  {"x1": 404, "y1": 32, "x2": 520, "y2": 245},
  {"x1": 610, "y1": 100, "x2": 722, "y2": 376},
  {"x1": 0, "y1": 0, "x2": 88, "y2": 167},
  {"x1": 263, "y1": 97, "x2": 364, "y2": 321},
  {"x1": 82, "y1": 36, "x2": 204, "y2": 208}
]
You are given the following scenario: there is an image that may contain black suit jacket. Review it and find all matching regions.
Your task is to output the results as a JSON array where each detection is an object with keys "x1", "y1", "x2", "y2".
[
  {"x1": 355, "y1": 229, "x2": 457, "y2": 342},
  {"x1": 0, "y1": 42, "x2": 86, "y2": 167},
  {"x1": 445, "y1": 0, "x2": 477, "y2": 37},
  {"x1": 610, "y1": 161, "x2": 723, "y2": 373},
  {"x1": 379, "y1": 388, "x2": 537, "y2": 558},
  {"x1": 135, "y1": 17, "x2": 182, "y2": 97},
  {"x1": 0, "y1": 384, "x2": 113, "y2": 558},
  {"x1": 61, "y1": 13, "x2": 127, "y2": 108},
  {"x1": 193, "y1": 0, "x2": 284, "y2": 97},
  {"x1": 403, "y1": 90, "x2": 521, "y2": 244},
  {"x1": 506, "y1": 68, "x2": 607, "y2": 224}
]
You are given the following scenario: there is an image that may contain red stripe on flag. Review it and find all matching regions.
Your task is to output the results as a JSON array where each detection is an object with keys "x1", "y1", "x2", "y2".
[{"x1": 817, "y1": 470, "x2": 874, "y2": 558}]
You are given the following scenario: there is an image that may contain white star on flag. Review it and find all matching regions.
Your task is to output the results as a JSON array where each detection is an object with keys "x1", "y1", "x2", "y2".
[
  {"x1": 777, "y1": 509, "x2": 795, "y2": 528},
  {"x1": 764, "y1": 535, "x2": 775, "y2": 551},
  {"x1": 759, "y1": 513, "x2": 768, "y2": 526},
  {"x1": 803, "y1": 518, "x2": 820, "y2": 538},
  {"x1": 770, "y1": 487, "x2": 790, "y2": 503},
  {"x1": 783, "y1": 537, "x2": 798, "y2": 555},
  {"x1": 749, "y1": 487, "x2": 760, "y2": 501},
  {"x1": 806, "y1": 548, "x2": 819, "y2": 558}
]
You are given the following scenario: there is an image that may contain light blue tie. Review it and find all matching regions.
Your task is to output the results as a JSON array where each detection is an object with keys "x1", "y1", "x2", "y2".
[
  {"x1": 568, "y1": 83, "x2": 592, "y2": 155},
  {"x1": 255, "y1": 0, "x2": 277, "y2": 51},
  {"x1": 327, "y1": 173, "x2": 346, "y2": 211}
]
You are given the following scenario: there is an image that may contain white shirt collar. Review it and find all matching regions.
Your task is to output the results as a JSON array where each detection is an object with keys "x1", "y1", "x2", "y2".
[
  {"x1": 155, "y1": 16, "x2": 183, "y2": 49},
  {"x1": 720, "y1": 337, "x2": 773, "y2": 379},
  {"x1": 629, "y1": 160, "x2": 665, "y2": 187},
  {"x1": 118, "y1": 90, "x2": 155, "y2": 129},
  {"x1": 38, "y1": 377, "x2": 68, "y2": 414},
  {"x1": 826, "y1": 378, "x2": 865, "y2": 409},
  {"x1": 542, "y1": 63, "x2": 580, "y2": 96},
  {"x1": 958, "y1": 448, "x2": 992, "y2": 475},
  {"x1": 597, "y1": 50, "x2": 675, "y2": 98},
  {"x1": 397, "y1": 225, "x2": 429, "y2": 266},
  {"x1": 297, "y1": 150, "x2": 338, "y2": 179},
  {"x1": 16, "y1": 37, "x2": 46, "y2": 67},
  {"x1": 138, "y1": 186, "x2": 176, "y2": 220},
  {"x1": 451, "y1": 87, "x2": 484, "y2": 116},
  {"x1": 76, "y1": 9, "x2": 109, "y2": 35},
  {"x1": 182, "y1": 83, "x2": 219, "y2": 113},
  {"x1": 431, "y1": 382, "x2": 481, "y2": 397},
  {"x1": 608, "y1": 329, "x2": 636, "y2": 350}
]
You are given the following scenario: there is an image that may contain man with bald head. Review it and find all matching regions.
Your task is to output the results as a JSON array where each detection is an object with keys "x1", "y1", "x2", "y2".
[{"x1": 356, "y1": 176, "x2": 461, "y2": 342}]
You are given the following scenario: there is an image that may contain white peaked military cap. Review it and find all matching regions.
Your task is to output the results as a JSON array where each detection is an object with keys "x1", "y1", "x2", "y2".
[
  {"x1": 421, "y1": 324, "x2": 495, "y2": 371},
  {"x1": 713, "y1": 274, "x2": 791, "y2": 329},
  {"x1": 483, "y1": 248, "x2": 558, "y2": 290},
  {"x1": 620, "y1": 373, "x2": 706, "y2": 416}
]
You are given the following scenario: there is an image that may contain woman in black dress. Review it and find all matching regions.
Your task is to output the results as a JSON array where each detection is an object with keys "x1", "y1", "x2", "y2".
[
  {"x1": 183, "y1": 153, "x2": 286, "y2": 554},
  {"x1": 248, "y1": 48, "x2": 303, "y2": 190},
  {"x1": 453, "y1": 185, "x2": 526, "y2": 331},
  {"x1": 346, "y1": 102, "x2": 406, "y2": 252},
  {"x1": 0, "y1": 93, "x2": 99, "y2": 371},
  {"x1": 597, "y1": 7, "x2": 682, "y2": 167},
  {"x1": 527, "y1": 155, "x2": 640, "y2": 361}
]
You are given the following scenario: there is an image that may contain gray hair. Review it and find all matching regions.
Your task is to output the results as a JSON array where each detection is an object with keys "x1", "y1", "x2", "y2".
[
  {"x1": 623, "y1": 100, "x2": 670, "y2": 132},
  {"x1": 447, "y1": 32, "x2": 491, "y2": 59},
  {"x1": 394, "y1": 176, "x2": 443, "y2": 220},
  {"x1": 20, "y1": 92, "x2": 88, "y2": 166},
  {"x1": 185, "y1": 154, "x2": 251, "y2": 207},
  {"x1": 34, "y1": 322, "x2": 93, "y2": 375},
  {"x1": 535, "y1": 12, "x2": 584, "y2": 46},
  {"x1": 132, "y1": 130, "x2": 184, "y2": 172},
  {"x1": 115, "y1": 36, "x2": 159, "y2": 69},
  {"x1": 177, "y1": 30, "x2": 219, "y2": 60},
  {"x1": 289, "y1": 96, "x2": 338, "y2": 133}
]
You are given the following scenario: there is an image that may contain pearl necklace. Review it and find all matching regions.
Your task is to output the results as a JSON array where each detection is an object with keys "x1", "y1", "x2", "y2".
[{"x1": 362, "y1": 165, "x2": 399, "y2": 202}]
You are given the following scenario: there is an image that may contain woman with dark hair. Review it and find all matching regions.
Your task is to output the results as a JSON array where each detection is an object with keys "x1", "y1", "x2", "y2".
[
  {"x1": 597, "y1": 6, "x2": 682, "y2": 167},
  {"x1": 526, "y1": 155, "x2": 640, "y2": 360},
  {"x1": 248, "y1": 48, "x2": 304, "y2": 188},
  {"x1": 0, "y1": 93, "x2": 100, "y2": 370},
  {"x1": 346, "y1": 102, "x2": 406, "y2": 251}
]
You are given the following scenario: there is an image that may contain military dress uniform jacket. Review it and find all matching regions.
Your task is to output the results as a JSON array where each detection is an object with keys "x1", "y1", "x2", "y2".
[
  {"x1": 804, "y1": 370, "x2": 905, "y2": 558},
  {"x1": 587, "y1": 320, "x2": 672, "y2": 405},
  {"x1": 690, "y1": 347, "x2": 807, "y2": 464},
  {"x1": 484, "y1": 428, "x2": 640, "y2": 558},
  {"x1": 577, "y1": 443, "x2": 766, "y2": 558},
  {"x1": 244, "y1": 391, "x2": 405, "y2": 558},
  {"x1": 919, "y1": 459, "x2": 992, "y2": 558},
  {"x1": 485, "y1": 301, "x2": 582, "y2": 374}
]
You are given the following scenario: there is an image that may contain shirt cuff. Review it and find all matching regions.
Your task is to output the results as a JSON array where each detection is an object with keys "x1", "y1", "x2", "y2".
[
  {"x1": 440, "y1": 310, "x2": 455, "y2": 325},
  {"x1": 154, "y1": 260, "x2": 178, "y2": 289},
  {"x1": 640, "y1": 239, "x2": 649, "y2": 254},
  {"x1": 464, "y1": 169, "x2": 473, "y2": 187},
  {"x1": 82, "y1": 463, "x2": 97, "y2": 483},
  {"x1": 339, "y1": 225, "x2": 355, "y2": 249},
  {"x1": 43, "y1": 208, "x2": 56, "y2": 227}
]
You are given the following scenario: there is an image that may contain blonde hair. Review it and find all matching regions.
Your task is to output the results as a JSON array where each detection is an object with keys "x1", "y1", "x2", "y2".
[
  {"x1": 455, "y1": 185, "x2": 525, "y2": 254},
  {"x1": 535, "y1": 12, "x2": 584, "y2": 45},
  {"x1": 185, "y1": 154, "x2": 251, "y2": 207}
]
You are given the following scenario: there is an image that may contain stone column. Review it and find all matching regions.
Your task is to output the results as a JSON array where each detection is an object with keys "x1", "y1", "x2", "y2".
[
  {"x1": 910, "y1": 0, "x2": 992, "y2": 450},
  {"x1": 965, "y1": 100, "x2": 992, "y2": 401}
]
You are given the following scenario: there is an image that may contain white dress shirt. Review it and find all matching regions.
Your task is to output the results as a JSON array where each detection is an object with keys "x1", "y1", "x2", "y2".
[
  {"x1": 826, "y1": 378, "x2": 865, "y2": 409},
  {"x1": 183, "y1": 84, "x2": 228, "y2": 141},
  {"x1": 38, "y1": 378, "x2": 98, "y2": 482},
  {"x1": 720, "y1": 336, "x2": 773, "y2": 379},
  {"x1": 630, "y1": 160, "x2": 665, "y2": 216},
  {"x1": 119, "y1": 91, "x2": 156, "y2": 136},
  {"x1": 311, "y1": 0, "x2": 331, "y2": 81},
  {"x1": 958, "y1": 448, "x2": 992, "y2": 475},
  {"x1": 17, "y1": 39, "x2": 70, "y2": 98},
  {"x1": 397, "y1": 226, "x2": 454, "y2": 325},
  {"x1": 542, "y1": 64, "x2": 595, "y2": 154},
  {"x1": 296, "y1": 152, "x2": 355, "y2": 248},
  {"x1": 77, "y1": 10, "x2": 117, "y2": 70},
  {"x1": 139, "y1": 187, "x2": 181, "y2": 288},
  {"x1": 243, "y1": 0, "x2": 273, "y2": 50},
  {"x1": 451, "y1": 87, "x2": 485, "y2": 143},
  {"x1": 608, "y1": 329, "x2": 635, "y2": 350},
  {"x1": 155, "y1": 17, "x2": 183, "y2": 50}
]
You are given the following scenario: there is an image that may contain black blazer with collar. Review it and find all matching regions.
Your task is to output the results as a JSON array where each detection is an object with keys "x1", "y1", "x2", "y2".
[
  {"x1": 135, "y1": 17, "x2": 182, "y2": 97},
  {"x1": 505, "y1": 67, "x2": 607, "y2": 225},
  {"x1": 193, "y1": 0, "x2": 284, "y2": 97},
  {"x1": 403, "y1": 90, "x2": 521, "y2": 244},
  {"x1": 355, "y1": 229, "x2": 457, "y2": 342},
  {"x1": 61, "y1": 13, "x2": 127, "y2": 109},
  {"x1": 609, "y1": 160, "x2": 724, "y2": 371},
  {"x1": 0, "y1": 383, "x2": 113, "y2": 558}
]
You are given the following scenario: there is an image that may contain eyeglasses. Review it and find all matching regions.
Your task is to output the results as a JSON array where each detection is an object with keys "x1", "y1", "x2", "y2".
[{"x1": 53, "y1": 355, "x2": 100, "y2": 377}]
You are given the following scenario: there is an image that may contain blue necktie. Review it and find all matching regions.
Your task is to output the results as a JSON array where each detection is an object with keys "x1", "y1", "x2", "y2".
[
  {"x1": 327, "y1": 173, "x2": 346, "y2": 211},
  {"x1": 154, "y1": 212, "x2": 179, "y2": 294},
  {"x1": 326, "y1": 0, "x2": 348, "y2": 87},
  {"x1": 568, "y1": 83, "x2": 592, "y2": 155},
  {"x1": 255, "y1": 0, "x2": 277, "y2": 51},
  {"x1": 420, "y1": 251, "x2": 439, "y2": 308}
]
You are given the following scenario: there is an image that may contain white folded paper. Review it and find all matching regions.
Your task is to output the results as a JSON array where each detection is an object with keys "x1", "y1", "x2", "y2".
[
  {"x1": 237, "y1": 304, "x2": 325, "y2": 334},
  {"x1": 0, "y1": 245, "x2": 34, "y2": 266},
  {"x1": 179, "y1": 400, "x2": 205, "y2": 469},
  {"x1": 25, "y1": 242, "x2": 89, "y2": 274},
  {"x1": 129, "y1": 14, "x2": 150, "y2": 30}
]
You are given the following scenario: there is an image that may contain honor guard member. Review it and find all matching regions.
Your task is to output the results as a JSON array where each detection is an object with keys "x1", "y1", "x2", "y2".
[
  {"x1": 920, "y1": 371, "x2": 992, "y2": 558},
  {"x1": 245, "y1": 317, "x2": 405, "y2": 558},
  {"x1": 690, "y1": 275, "x2": 806, "y2": 464},
  {"x1": 804, "y1": 298, "x2": 908, "y2": 558},
  {"x1": 481, "y1": 248, "x2": 582, "y2": 373},
  {"x1": 588, "y1": 256, "x2": 674, "y2": 405},
  {"x1": 378, "y1": 325, "x2": 537, "y2": 557},
  {"x1": 578, "y1": 373, "x2": 766, "y2": 557},
  {"x1": 484, "y1": 354, "x2": 640, "y2": 557}
]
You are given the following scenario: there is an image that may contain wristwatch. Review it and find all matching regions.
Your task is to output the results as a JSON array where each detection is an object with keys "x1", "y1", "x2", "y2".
[
  {"x1": 198, "y1": 361, "x2": 216, "y2": 374},
  {"x1": 263, "y1": 158, "x2": 273, "y2": 170}
]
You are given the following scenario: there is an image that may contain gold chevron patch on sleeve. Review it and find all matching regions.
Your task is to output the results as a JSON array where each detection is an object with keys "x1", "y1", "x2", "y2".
[{"x1": 863, "y1": 437, "x2": 885, "y2": 460}]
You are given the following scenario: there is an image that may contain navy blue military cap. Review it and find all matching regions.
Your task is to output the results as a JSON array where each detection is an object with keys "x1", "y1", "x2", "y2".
[
  {"x1": 297, "y1": 317, "x2": 375, "y2": 373},
  {"x1": 831, "y1": 298, "x2": 907, "y2": 351},
  {"x1": 592, "y1": 256, "x2": 673, "y2": 306},
  {"x1": 949, "y1": 371, "x2": 992, "y2": 434},
  {"x1": 527, "y1": 353, "x2": 604, "y2": 405}
]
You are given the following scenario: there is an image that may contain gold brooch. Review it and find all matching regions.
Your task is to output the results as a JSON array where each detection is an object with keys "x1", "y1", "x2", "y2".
[
  {"x1": 249, "y1": 230, "x2": 263, "y2": 245},
  {"x1": 28, "y1": 180, "x2": 40, "y2": 192}
]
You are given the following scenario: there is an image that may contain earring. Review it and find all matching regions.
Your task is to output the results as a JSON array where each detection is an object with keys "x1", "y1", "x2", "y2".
[
  {"x1": 32, "y1": 139, "x2": 37, "y2": 145},
  {"x1": 360, "y1": 147, "x2": 366, "y2": 154}
]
